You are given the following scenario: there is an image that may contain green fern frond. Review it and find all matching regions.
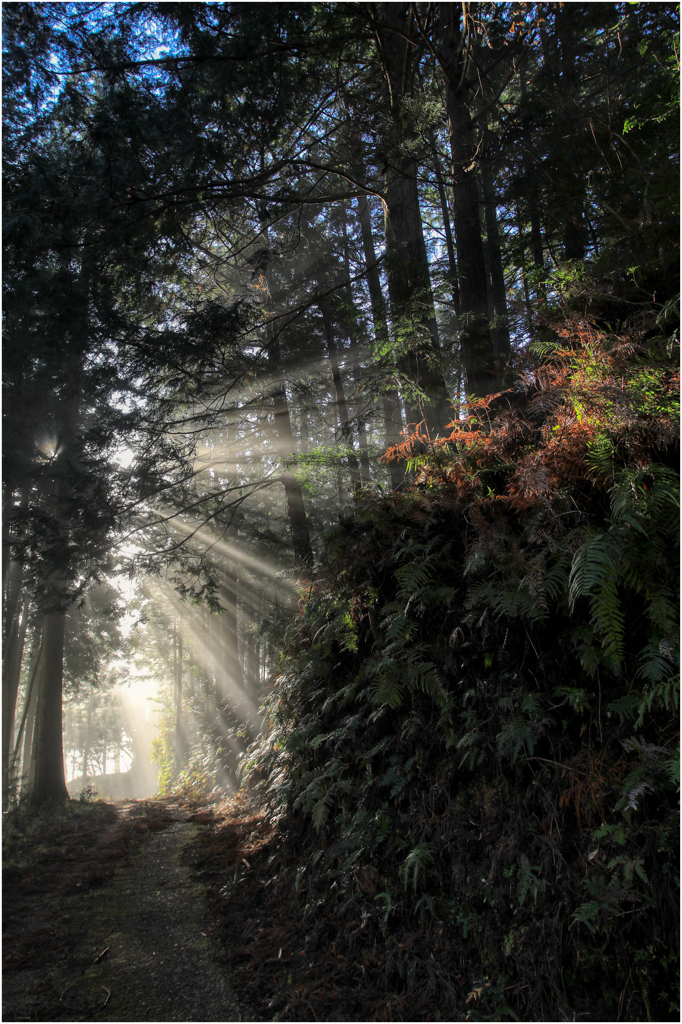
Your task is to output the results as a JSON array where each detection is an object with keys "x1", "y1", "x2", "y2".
[
  {"x1": 568, "y1": 532, "x2": 618, "y2": 611},
  {"x1": 585, "y1": 433, "x2": 616, "y2": 482},
  {"x1": 385, "y1": 612, "x2": 412, "y2": 643},
  {"x1": 466, "y1": 577, "x2": 536, "y2": 621},
  {"x1": 569, "y1": 532, "x2": 625, "y2": 665},
  {"x1": 370, "y1": 674, "x2": 405, "y2": 709},
  {"x1": 636, "y1": 640, "x2": 678, "y2": 685},
  {"x1": 543, "y1": 553, "x2": 571, "y2": 604},
  {"x1": 497, "y1": 719, "x2": 537, "y2": 759},
  {"x1": 610, "y1": 466, "x2": 679, "y2": 532},
  {"x1": 634, "y1": 675, "x2": 680, "y2": 729},
  {"x1": 528, "y1": 339, "x2": 560, "y2": 357},
  {"x1": 408, "y1": 661, "x2": 442, "y2": 697},
  {"x1": 401, "y1": 843, "x2": 434, "y2": 892},
  {"x1": 607, "y1": 691, "x2": 642, "y2": 725},
  {"x1": 589, "y1": 577, "x2": 626, "y2": 664},
  {"x1": 457, "y1": 730, "x2": 484, "y2": 769},
  {"x1": 312, "y1": 787, "x2": 333, "y2": 830},
  {"x1": 644, "y1": 589, "x2": 678, "y2": 636}
]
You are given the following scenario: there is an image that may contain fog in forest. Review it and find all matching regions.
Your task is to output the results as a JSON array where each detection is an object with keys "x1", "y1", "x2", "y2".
[{"x1": 3, "y1": 0, "x2": 677, "y2": 833}]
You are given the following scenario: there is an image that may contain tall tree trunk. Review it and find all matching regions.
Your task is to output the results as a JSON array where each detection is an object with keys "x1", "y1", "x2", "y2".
[
  {"x1": 530, "y1": 200, "x2": 546, "y2": 300},
  {"x1": 21, "y1": 674, "x2": 39, "y2": 797},
  {"x1": 480, "y1": 143, "x2": 510, "y2": 363},
  {"x1": 354, "y1": 193, "x2": 403, "y2": 489},
  {"x1": 437, "y1": 2, "x2": 498, "y2": 397},
  {"x1": 374, "y1": 6, "x2": 452, "y2": 438},
  {"x1": 341, "y1": 215, "x2": 371, "y2": 484},
  {"x1": 30, "y1": 604, "x2": 69, "y2": 806},
  {"x1": 1, "y1": 487, "x2": 26, "y2": 608},
  {"x1": 260, "y1": 209, "x2": 314, "y2": 568},
  {"x1": 30, "y1": 350, "x2": 84, "y2": 806},
  {"x1": 317, "y1": 289, "x2": 360, "y2": 482},
  {"x1": 8, "y1": 620, "x2": 42, "y2": 799},
  {"x1": 383, "y1": 163, "x2": 452, "y2": 436},
  {"x1": 267, "y1": 345, "x2": 313, "y2": 567},
  {"x1": 428, "y1": 130, "x2": 461, "y2": 318},
  {"x1": 542, "y1": 4, "x2": 585, "y2": 262},
  {"x1": 174, "y1": 622, "x2": 185, "y2": 770},
  {"x1": 220, "y1": 568, "x2": 241, "y2": 691},
  {"x1": 2, "y1": 493, "x2": 12, "y2": 601},
  {"x1": 81, "y1": 692, "x2": 93, "y2": 788},
  {"x1": 516, "y1": 207, "x2": 534, "y2": 337},
  {"x1": 518, "y1": 63, "x2": 546, "y2": 304},
  {"x1": 3, "y1": 556, "x2": 23, "y2": 648},
  {"x1": 2, "y1": 594, "x2": 29, "y2": 801}
]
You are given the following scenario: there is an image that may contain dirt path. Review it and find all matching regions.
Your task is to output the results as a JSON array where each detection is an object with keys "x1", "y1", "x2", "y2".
[{"x1": 3, "y1": 798, "x2": 250, "y2": 1022}]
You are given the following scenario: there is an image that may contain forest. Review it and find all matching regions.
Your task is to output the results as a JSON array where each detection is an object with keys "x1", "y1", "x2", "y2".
[{"x1": 2, "y1": 2, "x2": 679, "y2": 1021}]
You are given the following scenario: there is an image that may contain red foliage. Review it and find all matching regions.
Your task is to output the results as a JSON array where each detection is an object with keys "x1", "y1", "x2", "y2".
[{"x1": 382, "y1": 314, "x2": 679, "y2": 513}]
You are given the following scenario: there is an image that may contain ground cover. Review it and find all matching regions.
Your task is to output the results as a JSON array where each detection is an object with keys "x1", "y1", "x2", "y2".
[{"x1": 193, "y1": 791, "x2": 478, "y2": 1022}]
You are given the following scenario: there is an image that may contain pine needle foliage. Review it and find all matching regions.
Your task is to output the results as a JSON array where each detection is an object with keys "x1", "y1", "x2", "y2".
[{"x1": 242, "y1": 308, "x2": 679, "y2": 1022}]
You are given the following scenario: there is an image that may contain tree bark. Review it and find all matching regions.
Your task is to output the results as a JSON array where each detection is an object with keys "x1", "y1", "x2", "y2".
[
  {"x1": 21, "y1": 673, "x2": 39, "y2": 797},
  {"x1": 220, "y1": 567, "x2": 242, "y2": 688},
  {"x1": 267, "y1": 344, "x2": 314, "y2": 566},
  {"x1": 480, "y1": 146, "x2": 511, "y2": 362},
  {"x1": 518, "y1": 62, "x2": 546, "y2": 304},
  {"x1": 174, "y1": 622, "x2": 186, "y2": 770},
  {"x1": 516, "y1": 205, "x2": 534, "y2": 337},
  {"x1": 30, "y1": 348, "x2": 84, "y2": 806},
  {"x1": 30, "y1": 605, "x2": 69, "y2": 806},
  {"x1": 3, "y1": 556, "x2": 23, "y2": 648},
  {"x1": 318, "y1": 292, "x2": 360, "y2": 482},
  {"x1": 81, "y1": 692, "x2": 92, "y2": 788},
  {"x1": 557, "y1": 6, "x2": 586, "y2": 262},
  {"x1": 354, "y1": 193, "x2": 404, "y2": 489},
  {"x1": 7, "y1": 620, "x2": 42, "y2": 799},
  {"x1": 428, "y1": 130, "x2": 461, "y2": 318},
  {"x1": 341, "y1": 215, "x2": 371, "y2": 484},
  {"x1": 437, "y1": 2, "x2": 497, "y2": 397},
  {"x1": 374, "y1": 5, "x2": 453, "y2": 437},
  {"x1": 2, "y1": 594, "x2": 29, "y2": 800},
  {"x1": 260, "y1": 211, "x2": 314, "y2": 568}
]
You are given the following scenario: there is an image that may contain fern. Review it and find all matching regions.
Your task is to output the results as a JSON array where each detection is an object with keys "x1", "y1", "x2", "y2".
[
  {"x1": 368, "y1": 653, "x2": 441, "y2": 708},
  {"x1": 634, "y1": 676, "x2": 680, "y2": 729},
  {"x1": 466, "y1": 579, "x2": 535, "y2": 620},
  {"x1": 585, "y1": 432, "x2": 616, "y2": 482},
  {"x1": 497, "y1": 718, "x2": 538, "y2": 760},
  {"x1": 636, "y1": 640, "x2": 678, "y2": 685},
  {"x1": 312, "y1": 786, "x2": 334, "y2": 831},
  {"x1": 569, "y1": 532, "x2": 625, "y2": 665},
  {"x1": 528, "y1": 338, "x2": 561, "y2": 357},
  {"x1": 567, "y1": 467, "x2": 679, "y2": 670},
  {"x1": 370, "y1": 673, "x2": 406, "y2": 709},
  {"x1": 395, "y1": 558, "x2": 434, "y2": 596},
  {"x1": 401, "y1": 843, "x2": 434, "y2": 892}
]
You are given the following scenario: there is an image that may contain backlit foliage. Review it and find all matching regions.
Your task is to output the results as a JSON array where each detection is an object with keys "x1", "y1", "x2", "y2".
[{"x1": 242, "y1": 306, "x2": 679, "y2": 1021}]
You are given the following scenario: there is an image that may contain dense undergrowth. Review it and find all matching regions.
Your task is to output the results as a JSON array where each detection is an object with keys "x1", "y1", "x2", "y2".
[{"x1": 241, "y1": 299, "x2": 679, "y2": 1021}]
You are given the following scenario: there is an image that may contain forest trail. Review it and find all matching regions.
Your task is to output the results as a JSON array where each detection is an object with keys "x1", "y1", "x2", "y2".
[{"x1": 3, "y1": 798, "x2": 250, "y2": 1022}]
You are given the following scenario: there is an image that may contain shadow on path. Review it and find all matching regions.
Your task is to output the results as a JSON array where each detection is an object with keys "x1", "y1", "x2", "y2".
[{"x1": 3, "y1": 798, "x2": 249, "y2": 1022}]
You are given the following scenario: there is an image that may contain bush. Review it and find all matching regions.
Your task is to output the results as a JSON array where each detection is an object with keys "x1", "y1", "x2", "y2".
[{"x1": 242, "y1": 312, "x2": 679, "y2": 1022}]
